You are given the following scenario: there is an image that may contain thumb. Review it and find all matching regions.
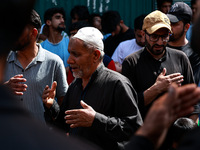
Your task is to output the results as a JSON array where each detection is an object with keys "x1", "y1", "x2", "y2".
[
  {"x1": 160, "y1": 68, "x2": 166, "y2": 76},
  {"x1": 51, "y1": 81, "x2": 57, "y2": 91},
  {"x1": 80, "y1": 100, "x2": 89, "y2": 109}
]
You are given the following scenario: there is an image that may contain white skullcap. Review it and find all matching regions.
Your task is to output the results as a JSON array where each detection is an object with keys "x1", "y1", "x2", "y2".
[{"x1": 73, "y1": 27, "x2": 104, "y2": 52}]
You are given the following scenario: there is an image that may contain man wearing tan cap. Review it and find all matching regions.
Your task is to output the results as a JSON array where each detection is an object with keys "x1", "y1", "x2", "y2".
[
  {"x1": 122, "y1": 10, "x2": 194, "y2": 119},
  {"x1": 42, "y1": 27, "x2": 143, "y2": 150}
]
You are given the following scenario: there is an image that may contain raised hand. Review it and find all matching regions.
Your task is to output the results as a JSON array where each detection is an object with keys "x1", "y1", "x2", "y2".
[
  {"x1": 42, "y1": 81, "x2": 57, "y2": 108},
  {"x1": 4, "y1": 74, "x2": 27, "y2": 95},
  {"x1": 154, "y1": 68, "x2": 184, "y2": 93},
  {"x1": 64, "y1": 100, "x2": 96, "y2": 128}
]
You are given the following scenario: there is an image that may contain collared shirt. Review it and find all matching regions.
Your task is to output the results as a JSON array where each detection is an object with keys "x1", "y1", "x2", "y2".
[
  {"x1": 4, "y1": 44, "x2": 68, "y2": 122},
  {"x1": 122, "y1": 47, "x2": 194, "y2": 118},
  {"x1": 54, "y1": 64, "x2": 143, "y2": 150}
]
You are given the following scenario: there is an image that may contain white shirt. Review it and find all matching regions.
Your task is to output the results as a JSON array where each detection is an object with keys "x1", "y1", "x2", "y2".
[{"x1": 112, "y1": 39, "x2": 143, "y2": 64}]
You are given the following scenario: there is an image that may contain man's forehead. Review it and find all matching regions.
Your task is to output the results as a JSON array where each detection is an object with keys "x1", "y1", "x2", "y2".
[{"x1": 53, "y1": 13, "x2": 64, "y2": 17}]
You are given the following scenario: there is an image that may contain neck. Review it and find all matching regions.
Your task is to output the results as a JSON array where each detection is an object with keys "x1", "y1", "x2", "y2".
[
  {"x1": 17, "y1": 42, "x2": 38, "y2": 69},
  {"x1": 168, "y1": 36, "x2": 188, "y2": 47},
  {"x1": 146, "y1": 48, "x2": 165, "y2": 60},
  {"x1": 81, "y1": 63, "x2": 101, "y2": 89},
  {"x1": 48, "y1": 27, "x2": 63, "y2": 43}
]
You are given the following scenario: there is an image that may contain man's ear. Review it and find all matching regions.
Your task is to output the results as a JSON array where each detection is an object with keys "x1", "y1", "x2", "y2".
[
  {"x1": 184, "y1": 23, "x2": 190, "y2": 32},
  {"x1": 93, "y1": 49, "x2": 101, "y2": 62},
  {"x1": 31, "y1": 28, "x2": 38, "y2": 39},
  {"x1": 46, "y1": 20, "x2": 51, "y2": 26}
]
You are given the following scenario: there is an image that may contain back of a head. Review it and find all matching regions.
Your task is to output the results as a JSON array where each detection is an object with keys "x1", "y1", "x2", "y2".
[
  {"x1": 101, "y1": 10, "x2": 121, "y2": 34},
  {"x1": 70, "y1": 5, "x2": 90, "y2": 22},
  {"x1": 172, "y1": 117, "x2": 196, "y2": 141},
  {"x1": 134, "y1": 14, "x2": 147, "y2": 30},
  {"x1": 160, "y1": 117, "x2": 196, "y2": 150},
  {"x1": 69, "y1": 21, "x2": 91, "y2": 33},
  {"x1": 0, "y1": 0, "x2": 35, "y2": 56},
  {"x1": 157, "y1": 0, "x2": 173, "y2": 9},
  {"x1": 44, "y1": 7, "x2": 66, "y2": 23},
  {"x1": 29, "y1": 10, "x2": 42, "y2": 35}
]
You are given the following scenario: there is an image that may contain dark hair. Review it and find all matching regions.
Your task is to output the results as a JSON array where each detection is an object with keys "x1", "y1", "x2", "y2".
[
  {"x1": 28, "y1": 10, "x2": 42, "y2": 34},
  {"x1": 44, "y1": 7, "x2": 66, "y2": 23},
  {"x1": 157, "y1": 0, "x2": 173, "y2": 9},
  {"x1": 89, "y1": 13, "x2": 101, "y2": 25},
  {"x1": 134, "y1": 14, "x2": 147, "y2": 30},
  {"x1": 160, "y1": 117, "x2": 196, "y2": 150},
  {"x1": 172, "y1": 118, "x2": 196, "y2": 142},
  {"x1": 69, "y1": 21, "x2": 90, "y2": 32},
  {"x1": 70, "y1": 5, "x2": 90, "y2": 21},
  {"x1": 0, "y1": 0, "x2": 35, "y2": 56},
  {"x1": 101, "y1": 10, "x2": 121, "y2": 34},
  {"x1": 191, "y1": 0, "x2": 197, "y2": 6}
]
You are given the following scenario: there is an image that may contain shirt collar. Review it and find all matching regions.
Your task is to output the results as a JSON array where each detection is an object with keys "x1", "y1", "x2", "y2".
[
  {"x1": 7, "y1": 43, "x2": 45, "y2": 63},
  {"x1": 144, "y1": 47, "x2": 166, "y2": 62}
]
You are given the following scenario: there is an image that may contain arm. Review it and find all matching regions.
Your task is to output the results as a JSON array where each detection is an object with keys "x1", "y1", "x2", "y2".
[{"x1": 55, "y1": 59, "x2": 68, "y2": 106}]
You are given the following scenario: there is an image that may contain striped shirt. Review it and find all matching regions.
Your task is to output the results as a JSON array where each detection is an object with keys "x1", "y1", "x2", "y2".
[{"x1": 4, "y1": 44, "x2": 68, "y2": 123}]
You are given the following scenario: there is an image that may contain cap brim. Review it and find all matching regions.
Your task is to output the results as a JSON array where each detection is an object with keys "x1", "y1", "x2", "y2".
[
  {"x1": 167, "y1": 14, "x2": 180, "y2": 23},
  {"x1": 146, "y1": 23, "x2": 172, "y2": 34}
]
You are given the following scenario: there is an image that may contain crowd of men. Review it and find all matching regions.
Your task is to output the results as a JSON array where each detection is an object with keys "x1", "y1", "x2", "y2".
[{"x1": 2, "y1": 0, "x2": 200, "y2": 150}]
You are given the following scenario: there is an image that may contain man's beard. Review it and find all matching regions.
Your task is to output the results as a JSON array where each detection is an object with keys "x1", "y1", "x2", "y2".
[
  {"x1": 169, "y1": 27, "x2": 185, "y2": 42},
  {"x1": 145, "y1": 40, "x2": 166, "y2": 56},
  {"x1": 11, "y1": 40, "x2": 30, "y2": 52},
  {"x1": 57, "y1": 24, "x2": 66, "y2": 32},
  {"x1": 73, "y1": 70, "x2": 83, "y2": 78}
]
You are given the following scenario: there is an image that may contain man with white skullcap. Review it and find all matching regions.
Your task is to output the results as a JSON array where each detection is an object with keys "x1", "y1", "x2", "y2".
[{"x1": 43, "y1": 27, "x2": 143, "y2": 150}]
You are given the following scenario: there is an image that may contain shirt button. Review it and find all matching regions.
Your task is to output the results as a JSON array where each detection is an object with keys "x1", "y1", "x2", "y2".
[{"x1": 21, "y1": 98, "x2": 23, "y2": 101}]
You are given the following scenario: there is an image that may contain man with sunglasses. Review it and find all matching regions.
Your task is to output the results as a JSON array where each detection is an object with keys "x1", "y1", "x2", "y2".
[{"x1": 122, "y1": 10, "x2": 194, "y2": 119}]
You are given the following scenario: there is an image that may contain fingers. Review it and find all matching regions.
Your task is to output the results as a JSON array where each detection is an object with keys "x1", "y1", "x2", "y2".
[
  {"x1": 51, "y1": 81, "x2": 57, "y2": 91},
  {"x1": 42, "y1": 85, "x2": 50, "y2": 102},
  {"x1": 80, "y1": 100, "x2": 89, "y2": 109},
  {"x1": 161, "y1": 68, "x2": 167, "y2": 76}
]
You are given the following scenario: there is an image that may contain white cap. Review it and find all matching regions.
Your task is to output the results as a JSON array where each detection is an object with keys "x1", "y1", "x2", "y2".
[{"x1": 73, "y1": 27, "x2": 104, "y2": 53}]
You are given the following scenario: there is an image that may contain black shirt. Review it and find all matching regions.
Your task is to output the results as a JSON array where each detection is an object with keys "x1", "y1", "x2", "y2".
[
  {"x1": 104, "y1": 28, "x2": 135, "y2": 57},
  {"x1": 55, "y1": 64, "x2": 143, "y2": 150},
  {"x1": 167, "y1": 43, "x2": 200, "y2": 84},
  {"x1": 122, "y1": 47, "x2": 194, "y2": 118}
]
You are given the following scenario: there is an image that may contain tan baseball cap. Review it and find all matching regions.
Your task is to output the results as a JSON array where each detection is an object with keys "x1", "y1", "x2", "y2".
[{"x1": 142, "y1": 10, "x2": 172, "y2": 34}]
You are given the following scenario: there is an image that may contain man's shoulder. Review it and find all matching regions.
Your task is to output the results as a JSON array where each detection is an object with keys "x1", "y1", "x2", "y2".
[
  {"x1": 166, "y1": 47, "x2": 187, "y2": 56},
  {"x1": 119, "y1": 39, "x2": 136, "y2": 47},
  {"x1": 101, "y1": 67, "x2": 130, "y2": 83},
  {"x1": 39, "y1": 45, "x2": 64, "y2": 63}
]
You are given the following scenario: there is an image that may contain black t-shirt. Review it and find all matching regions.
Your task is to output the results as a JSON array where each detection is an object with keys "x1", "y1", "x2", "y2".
[
  {"x1": 167, "y1": 43, "x2": 200, "y2": 84},
  {"x1": 122, "y1": 47, "x2": 194, "y2": 118},
  {"x1": 103, "y1": 28, "x2": 135, "y2": 57}
]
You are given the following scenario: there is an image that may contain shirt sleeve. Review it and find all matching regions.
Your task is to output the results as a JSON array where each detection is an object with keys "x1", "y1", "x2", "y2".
[
  {"x1": 90, "y1": 79, "x2": 143, "y2": 142},
  {"x1": 112, "y1": 43, "x2": 123, "y2": 64},
  {"x1": 54, "y1": 58, "x2": 68, "y2": 98}
]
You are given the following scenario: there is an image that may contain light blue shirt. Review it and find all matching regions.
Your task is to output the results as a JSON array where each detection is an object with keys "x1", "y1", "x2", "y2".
[
  {"x1": 4, "y1": 44, "x2": 68, "y2": 123},
  {"x1": 41, "y1": 36, "x2": 70, "y2": 67}
]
